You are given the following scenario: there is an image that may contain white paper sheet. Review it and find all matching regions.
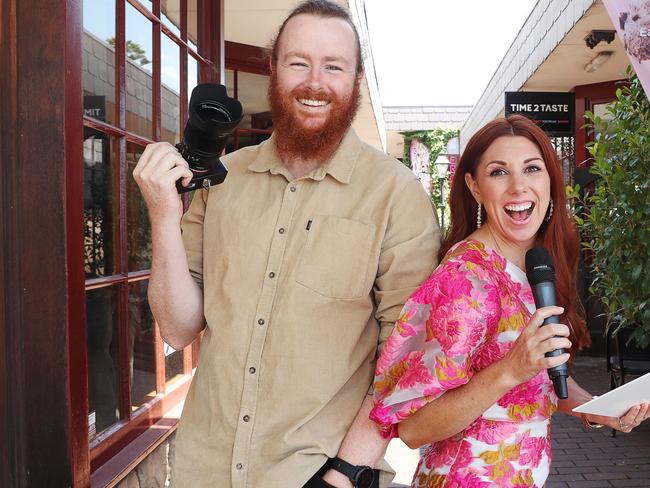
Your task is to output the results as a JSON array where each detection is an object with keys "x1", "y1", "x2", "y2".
[{"x1": 572, "y1": 372, "x2": 650, "y2": 418}]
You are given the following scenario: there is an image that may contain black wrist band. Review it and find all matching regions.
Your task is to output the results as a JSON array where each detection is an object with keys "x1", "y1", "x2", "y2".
[{"x1": 328, "y1": 457, "x2": 375, "y2": 488}]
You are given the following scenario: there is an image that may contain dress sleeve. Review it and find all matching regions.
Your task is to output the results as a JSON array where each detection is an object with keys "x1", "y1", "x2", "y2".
[{"x1": 370, "y1": 259, "x2": 493, "y2": 438}]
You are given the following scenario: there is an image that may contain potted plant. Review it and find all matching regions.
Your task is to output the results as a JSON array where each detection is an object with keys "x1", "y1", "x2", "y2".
[{"x1": 581, "y1": 68, "x2": 650, "y2": 351}]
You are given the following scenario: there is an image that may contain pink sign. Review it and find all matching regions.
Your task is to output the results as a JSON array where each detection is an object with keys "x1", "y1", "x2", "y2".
[
  {"x1": 409, "y1": 138, "x2": 430, "y2": 175},
  {"x1": 410, "y1": 138, "x2": 432, "y2": 193},
  {"x1": 603, "y1": 0, "x2": 650, "y2": 96},
  {"x1": 447, "y1": 154, "x2": 459, "y2": 176}
]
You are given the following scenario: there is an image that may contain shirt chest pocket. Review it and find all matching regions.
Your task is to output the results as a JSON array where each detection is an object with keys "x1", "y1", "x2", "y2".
[{"x1": 296, "y1": 216, "x2": 376, "y2": 299}]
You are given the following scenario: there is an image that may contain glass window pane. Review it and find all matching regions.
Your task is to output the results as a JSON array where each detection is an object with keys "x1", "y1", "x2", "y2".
[
  {"x1": 231, "y1": 72, "x2": 272, "y2": 149},
  {"x1": 84, "y1": 129, "x2": 119, "y2": 279},
  {"x1": 188, "y1": 0, "x2": 198, "y2": 51},
  {"x1": 164, "y1": 343, "x2": 184, "y2": 382},
  {"x1": 161, "y1": 0, "x2": 181, "y2": 38},
  {"x1": 188, "y1": 53, "x2": 198, "y2": 96},
  {"x1": 161, "y1": 34, "x2": 181, "y2": 145},
  {"x1": 125, "y1": 2, "x2": 153, "y2": 138},
  {"x1": 129, "y1": 280, "x2": 157, "y2": 409},
  {"x1": 593, "y1": 102, "x2": 615, "y2": 125},
  {"x1": 82, "y1": 0, "x2": 117, "y2": 126},
  {"x1": 225, "y1": 69, "x2": 234, "y2": 99},
  {"x1": 87, "y1": 286, "x2": 121, "y2": 439},
  {"x1": 126, "y1": 143, "x2": 152, "y2": 271},
  {"x1": 237, "y1": 72, "x2": 270, "y2": 117},
  {"x1": 137, "y1": 0, "x2": 153, "y2": 11}
]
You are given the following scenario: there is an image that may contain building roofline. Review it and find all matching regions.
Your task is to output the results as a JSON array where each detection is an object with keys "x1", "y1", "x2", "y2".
[{"x1": 460, "y1": 0, "x2": 597, "y2": 149}]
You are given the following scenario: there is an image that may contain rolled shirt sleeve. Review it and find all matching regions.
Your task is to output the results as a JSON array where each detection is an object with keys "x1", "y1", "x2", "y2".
[{"x1": 374, "y1": 178, "x2": 441, "y2": 353}]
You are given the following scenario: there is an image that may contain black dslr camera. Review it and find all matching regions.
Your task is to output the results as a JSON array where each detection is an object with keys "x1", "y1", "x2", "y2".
[{"x1": 176, "y1": 83, "x2": 243, "y2": 193}]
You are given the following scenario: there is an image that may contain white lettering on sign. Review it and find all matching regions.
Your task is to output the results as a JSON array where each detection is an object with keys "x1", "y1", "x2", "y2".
[
  {"x1": 84, "y1": 108, "x2": 103, "y2": 117},
  {"x1": 509, "y1": 103, "x2": 569, "y2": 113}
]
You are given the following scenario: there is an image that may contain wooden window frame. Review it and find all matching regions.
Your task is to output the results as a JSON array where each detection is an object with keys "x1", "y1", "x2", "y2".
[
  {"x1": 79, "y1": 0, "x2": 224, "y2": 485},
  {"x1": 1, "y1": 2, "x2": 279, "y2": 485}
]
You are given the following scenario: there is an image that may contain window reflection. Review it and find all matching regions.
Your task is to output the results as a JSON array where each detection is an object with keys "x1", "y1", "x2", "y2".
[
  {"x1": 188, "y1": 0, "x2": 198, "y2": 50},
  {"x1": 161, "y1": 0, "x2": 181, "y2": 37},
  {"x1": 126, "y1": 143, "x2": 152, "y2": 271},
  {"x1": 188, "y1": 53, "x2": 198, "y2": 97},
  {"x1": 593, "y1": 103, "x2": 615, "y2": 125},
  {"x1": 125, "y1": 2, "x2": 153, "y2": 138},
  {"x1": 82, "y1": 0, "x2": 117, "y2": 125},
  {"x1": 165, "y1": 343, "x2": 184, "y2": 383},
  {"x1": 129, "y1": 280, "x2": 157, "y2": 409},
  {"x1": 84, "y1": 129, "x2": 118, "y2": 279},
  {"x1": 231, "y1": 72, "x2": 273, "y2": 149},
  {"x1": 87, "y1": 286, "x2": 121, "y2": 438},
  {"x1": 162, "y1": 34, "x2": 181, "y2": 144}
]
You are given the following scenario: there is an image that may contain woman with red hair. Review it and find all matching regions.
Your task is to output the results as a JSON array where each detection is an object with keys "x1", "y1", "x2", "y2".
[{"x1": 370, "y1": 115, "x2": 648, "y2": 487}]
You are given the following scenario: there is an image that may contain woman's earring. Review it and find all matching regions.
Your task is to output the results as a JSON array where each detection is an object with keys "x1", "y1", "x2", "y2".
[
  {"x1": 545, "y1": 200, "x2": 554, "y2": 222},
  {"x1": 476, "y1": 203, "x2": 482, "y2": 228}
]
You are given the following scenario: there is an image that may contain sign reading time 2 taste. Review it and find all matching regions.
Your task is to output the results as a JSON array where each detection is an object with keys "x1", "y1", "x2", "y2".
[{"x1": 504, "y1": 92, "x2": 575, "y2": 136}]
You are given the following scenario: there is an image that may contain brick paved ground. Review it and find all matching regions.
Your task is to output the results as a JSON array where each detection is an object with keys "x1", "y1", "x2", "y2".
[
  {"x1": 388, "y1": 356, "x2": 650, "y2": 487},
  {"x1": 546, "y1": 356, "x2": 650, "y2": 488}
]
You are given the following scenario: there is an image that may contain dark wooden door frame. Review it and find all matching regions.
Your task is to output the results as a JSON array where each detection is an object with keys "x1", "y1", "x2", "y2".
[
  {"x1": 1, "y1": 0, "x2": 229, "y2": 485},
  {"x1": 0, "y1": 1, "x2": 88, "y2": 486},
  {"x1": 199, "y1": 0, "x2": 225, "y2": 83},
  {"x1": 573, "y1": 80, "x2": 622, "y2": 167}
]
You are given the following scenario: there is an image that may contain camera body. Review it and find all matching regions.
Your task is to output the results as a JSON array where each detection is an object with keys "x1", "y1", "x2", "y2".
[{"x1": 176, "y1": 84, "x2": 243, "y2": 193}]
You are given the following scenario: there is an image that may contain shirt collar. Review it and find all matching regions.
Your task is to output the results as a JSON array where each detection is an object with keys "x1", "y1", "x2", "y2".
[{"x1": 247, "y1": 129, "x2": 362, "y2": 184}]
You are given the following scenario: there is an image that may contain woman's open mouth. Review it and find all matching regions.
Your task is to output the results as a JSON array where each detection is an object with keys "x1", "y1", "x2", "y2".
[{"x1": 504, "y1": 201, "x2": 535, "y2": 223}]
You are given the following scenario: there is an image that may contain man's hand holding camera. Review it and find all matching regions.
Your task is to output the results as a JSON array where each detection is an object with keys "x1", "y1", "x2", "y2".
[{"x1": 133, "y1": 142, "x2": 193, "y2": 224}]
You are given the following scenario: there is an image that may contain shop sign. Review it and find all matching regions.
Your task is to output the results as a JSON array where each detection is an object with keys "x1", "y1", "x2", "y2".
[
  {"x1": 603, "y1": 0, "x2": 650, "y2": 97},
  {"x1": 504, "y1": 92, "x2": 575, "y2": 136},
  {"x1": 84, "y1": 95, "x2": 106, "y2": 121}
]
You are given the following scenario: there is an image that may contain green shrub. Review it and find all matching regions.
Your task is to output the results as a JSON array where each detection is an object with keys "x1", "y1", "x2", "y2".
[{"x1": 583, "y1": 68, "x2": 650, "y2": 349}]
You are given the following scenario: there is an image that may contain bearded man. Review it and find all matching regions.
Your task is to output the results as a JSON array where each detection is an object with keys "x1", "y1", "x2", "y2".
[{"x1": 133, "y1": 1, "x2": 439, "y2": 487}]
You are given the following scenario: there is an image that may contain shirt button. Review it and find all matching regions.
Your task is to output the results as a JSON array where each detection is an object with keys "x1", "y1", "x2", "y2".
[
  {"x1": 278, "y1": 228, "x2": 285, "y2": 234},
  {"x1": 236, "y1": 463, "x2": 243, "y2": 470},
  {"x1": 249, "y1": 366, "x2": 256, "y2": 374},
  {"x1": 268, "y1": 272, "x2": 275, "y2": 278},
  {"x1": 290, "y1": 186, "x2": 296, "y2": 192},
  {"x1": 243, "y1": 415, "x2": 250, "y2": 422},
  {"x1": 258, "y1": 318, "x2": 265, "y2": 325}
]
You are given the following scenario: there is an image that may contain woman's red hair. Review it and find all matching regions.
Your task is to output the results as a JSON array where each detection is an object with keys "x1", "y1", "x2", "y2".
[{"x1": 440, "y1": 115, "x2": 589, "y2": 351}]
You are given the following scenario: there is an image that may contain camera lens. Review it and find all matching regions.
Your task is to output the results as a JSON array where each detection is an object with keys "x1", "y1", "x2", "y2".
[
  {"x1": 178, "y1": 84, "x2": 243, "y2": 171},
  {"x1": 175, "y1": 84, "x2": 243, "y2": 192},
  {"x1": 195, "y1": 102, "x2": 232, "y2": 124}
]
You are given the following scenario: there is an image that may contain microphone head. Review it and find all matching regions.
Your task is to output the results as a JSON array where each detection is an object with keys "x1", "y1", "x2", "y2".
[{"x1": 525, "y1": 247, "x2": 555, "y2": 285}]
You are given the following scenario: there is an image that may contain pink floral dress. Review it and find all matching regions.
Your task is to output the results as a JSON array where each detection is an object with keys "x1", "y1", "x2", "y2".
[{"x1": 370, "y1": 239, "x2": 557, "y2": 487}]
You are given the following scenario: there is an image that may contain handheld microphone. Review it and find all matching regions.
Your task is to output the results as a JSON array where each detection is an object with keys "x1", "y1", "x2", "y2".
[{"x1": 525, "y1": 247, "x2": 569, "y2": 399}]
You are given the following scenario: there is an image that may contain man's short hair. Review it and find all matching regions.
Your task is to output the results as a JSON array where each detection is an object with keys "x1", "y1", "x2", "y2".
[{"x1": 270, "y1": 0, "x2": 364, "y2": 75}]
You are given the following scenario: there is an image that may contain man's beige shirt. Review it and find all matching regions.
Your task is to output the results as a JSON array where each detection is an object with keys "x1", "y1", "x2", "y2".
[{"x1": 173, "y1": 130, "x2": 440, "y2": 487}]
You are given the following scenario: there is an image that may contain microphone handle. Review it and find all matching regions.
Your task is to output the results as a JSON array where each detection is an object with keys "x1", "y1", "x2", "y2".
[{"x1": 532, "y1": 282, "x2": 569, "y2": 399}]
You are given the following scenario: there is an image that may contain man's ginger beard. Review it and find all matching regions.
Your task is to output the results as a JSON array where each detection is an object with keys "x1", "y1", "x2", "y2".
[{"x1": 268, "y1": 70, "x2": 361, "y2": 164}]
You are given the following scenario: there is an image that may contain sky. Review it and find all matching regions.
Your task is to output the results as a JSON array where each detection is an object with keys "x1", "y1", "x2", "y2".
[
  {"x1": 84, "y1": 0, "x2": 537, "y2": 108},
  {"x1": 365, "y1": 0, "x2": 538, "y2": 107}
]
